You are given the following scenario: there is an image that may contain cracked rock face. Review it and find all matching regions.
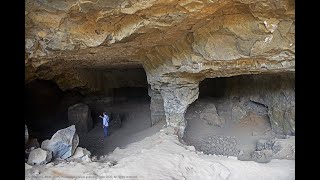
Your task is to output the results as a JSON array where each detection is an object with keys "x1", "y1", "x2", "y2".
[{"x1": 25, "y1": 0, "x2": 295, "y2": 136}]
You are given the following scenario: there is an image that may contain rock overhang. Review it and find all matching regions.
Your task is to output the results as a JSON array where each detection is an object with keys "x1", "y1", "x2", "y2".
[{"x1": 25, "y1": 0, "x2": 295, "y2": 136}]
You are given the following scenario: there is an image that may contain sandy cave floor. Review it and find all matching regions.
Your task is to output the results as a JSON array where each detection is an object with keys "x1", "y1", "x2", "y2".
[
  {"x1": 25, "y1": 127, "x2": 295, "y2": 180},
  {"x1": 76, "y1": 98, "x2": 292, "y2": 161},
  {"x1": 26, "y1": 99, "x2": 295, "y2": 179},
  {"x1": 78, "y1": 99, "x2": 166, "y2": 156}
]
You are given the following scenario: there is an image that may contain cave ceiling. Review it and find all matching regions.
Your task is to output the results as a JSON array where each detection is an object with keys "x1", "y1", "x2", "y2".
[{"x1": 25, "y1": 0, "x2": 295, "y2": 91}]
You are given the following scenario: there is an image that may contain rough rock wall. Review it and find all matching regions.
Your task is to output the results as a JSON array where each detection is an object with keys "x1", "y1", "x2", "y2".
[
  {"x1": 25, "y1": 0, "x2": 295, "y2": 137},
  {"x1": 225, "y1": 73, "x2": 295, "y2": 135},
  {"x1": 148, "y1": 88, "x2": 166, "y2": 126}
]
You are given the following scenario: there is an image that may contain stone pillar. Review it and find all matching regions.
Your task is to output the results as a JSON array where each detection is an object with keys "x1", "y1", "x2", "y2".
[
  {"x1": 160, "y1": 84, "x2": 199, "y2": 137},
  {"x1": 148, "y1": 87, "x2": 166, "y2": 126}
]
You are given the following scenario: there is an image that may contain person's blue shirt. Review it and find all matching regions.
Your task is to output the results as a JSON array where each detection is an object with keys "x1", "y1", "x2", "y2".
[
  {"x1": 99, "y1": 114, "x2": 109, "y2": 127},
  {"x1": 99, "y1": 113, "x2": 109, "y2": 137}
]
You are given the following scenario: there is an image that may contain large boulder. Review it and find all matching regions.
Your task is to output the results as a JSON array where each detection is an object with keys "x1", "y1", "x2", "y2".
[
  {"x1": 27, "y1": 148, "x2": 52, "y2": 165},
  {"x1": 45, "y1": 125, "x2": 79, "y2": 160},
  {"x1": 68, "y1": 103, "x2": 93, "y2": 133}
]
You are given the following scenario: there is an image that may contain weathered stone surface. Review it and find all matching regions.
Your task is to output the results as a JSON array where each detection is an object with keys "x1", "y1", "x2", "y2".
[
  {"x1": 45, "y1": 125, "x2": 79, "y2": 160},
  {"x1": 27, "y1": 148, "x2": 52, "y2": 165},
  {"x1": 68, "y1": 103, "x2": 93, "y2": 133},
  {"x1": 148, "y1": 88, "x2": 165, "y2": 126},
  {"x1": 25, "y1": 0, "x2": 295, "y2": 137},
  {"x1": 266, "y1": 93, "x2": 295, "y2": 135},
  {"x1": 26, "y1": 0, "x2": 294, "y2": 88},
  {"x1": 255, "y1": 136, "x2": 295, "y2": 160},
  {"x1": 160, "y1": 84, "x2": 199, "y2": 137},
  {"x1": 69, "y1": 147, "x2": 91, "y2": 162},
  {"x1": 185, "y1": 74, "x2": 293, "y2": 137},
  {"x1": 272, "y1": 136, "x2": 295, "y2": 160},
  {"x1": 231, "y1": 105, "x2": 247, "y2": 123},
  {"x1": 196, "y1": 101, "x2": 225, "y2": 127},
  {"x1": 226, "y1": 73, "x2": 295, "y2": 135}
]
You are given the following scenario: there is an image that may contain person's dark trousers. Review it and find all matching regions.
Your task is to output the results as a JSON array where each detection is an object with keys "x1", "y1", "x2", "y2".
[{"x1": 103, "y1": 126, "x2": 108, "y2": 138}]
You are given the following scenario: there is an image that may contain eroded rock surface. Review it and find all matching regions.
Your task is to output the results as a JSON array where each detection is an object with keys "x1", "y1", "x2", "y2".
[
  {"x1": 254, "y1": 136, "x2": 295, "y2": 162},
  {"x1": 148, "y1": 88, "x2": 166, "y2": 126},
  {"x1": 26, "y1": 0, "x2": 295, "y2": 137},
  {"x1": 183, "y1": 74, "x2": 294, "y2": 161}
]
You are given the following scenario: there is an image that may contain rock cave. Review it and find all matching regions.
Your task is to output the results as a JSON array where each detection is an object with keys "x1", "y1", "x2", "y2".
[
  {"x1": 25, "y1": 67, "x2": 158, "y2": 155},
  {"x1": 183, "y1": 73, "x2": 295, "y2": 162},
  {"x1": 25, "y1": 0, "x2": 295, "y2": 179}
]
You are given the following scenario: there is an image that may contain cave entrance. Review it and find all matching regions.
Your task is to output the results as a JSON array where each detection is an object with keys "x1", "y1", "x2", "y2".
[
  {"x1": 183, "y1": 73, "x2": 295, "y2": 162},
  {"x1": 25, "y1": 67, "x2": 164, "y2": 156}
]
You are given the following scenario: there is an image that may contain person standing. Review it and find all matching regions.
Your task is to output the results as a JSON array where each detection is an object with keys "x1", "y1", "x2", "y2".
[{"x1": 99, "y1": 112, "x2": 109, "y2": 138}]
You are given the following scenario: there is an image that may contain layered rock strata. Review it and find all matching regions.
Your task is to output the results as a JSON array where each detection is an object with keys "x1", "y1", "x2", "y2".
[{"x1": 25, "y1": 0, "x2": 295, "y2": 137}]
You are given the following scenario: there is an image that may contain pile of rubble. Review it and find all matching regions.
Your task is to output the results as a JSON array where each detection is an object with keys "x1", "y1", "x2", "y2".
[
  {"x1": 25, "y1": 125, "x2": 91, "y2": 166},
  {"x1": 250, "y1": 136, "x2": 295, "y2": 163}
]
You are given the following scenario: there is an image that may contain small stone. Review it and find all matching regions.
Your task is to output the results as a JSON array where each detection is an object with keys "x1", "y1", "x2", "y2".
[
  {"x1": 69, "y1": 147, "x2": 91, "y2": 162},
  {"x1": 27, "y1": 148, "x2": 52, "y2": 165}
]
